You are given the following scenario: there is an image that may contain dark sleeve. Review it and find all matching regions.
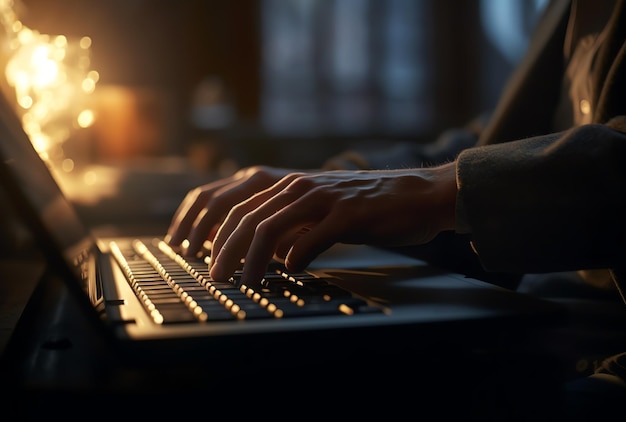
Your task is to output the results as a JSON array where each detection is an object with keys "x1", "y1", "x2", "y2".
[
  {"x1": 456, "y1": 118, "x2": 626, "y2": 274},
  {"x1": 322, "y1": 114, "x2": 489, "y2": 170}
]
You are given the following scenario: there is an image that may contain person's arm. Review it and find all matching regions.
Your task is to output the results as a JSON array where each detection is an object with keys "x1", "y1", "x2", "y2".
[
  {"x1": 323, "y1": 114, "x2": 488, "y2": 170},
  {"x1": 167, "y1": 115, "x2": 487, "y2": 256},
  {"x1": 456, "y1": 119, "x2": 626, "y2": 274}
]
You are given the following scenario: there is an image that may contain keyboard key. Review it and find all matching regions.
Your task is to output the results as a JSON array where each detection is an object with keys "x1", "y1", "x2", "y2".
[{"x1": 108, "y1": 238, "x2": 385, "y2": 325}]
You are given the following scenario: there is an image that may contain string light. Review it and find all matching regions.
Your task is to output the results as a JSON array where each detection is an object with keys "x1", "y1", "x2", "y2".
[{"x1": 0, "y1": 0, "x2": 98, "y2": 163}]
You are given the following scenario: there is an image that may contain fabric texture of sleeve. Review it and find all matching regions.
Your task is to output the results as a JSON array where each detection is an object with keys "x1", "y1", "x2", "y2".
[
  {"x1": 322, "y1": 114, "x2": 488, "y2": 170},
  {"x1": 456, "y1": 122, "x2": 626, "y2": 274}
]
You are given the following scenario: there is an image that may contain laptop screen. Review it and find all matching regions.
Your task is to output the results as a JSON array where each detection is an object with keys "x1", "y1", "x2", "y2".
[{"x1": 0, "y1": 85, "x2": 96, "y2": 296}]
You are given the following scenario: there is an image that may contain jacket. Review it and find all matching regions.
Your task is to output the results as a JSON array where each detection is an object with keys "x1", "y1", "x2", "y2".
[{"x1": 456, "y1": 0, "x2": 626, "y2": 301}]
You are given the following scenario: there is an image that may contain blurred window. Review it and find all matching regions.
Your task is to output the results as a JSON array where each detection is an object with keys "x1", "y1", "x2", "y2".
[{"x1": 260, "y1": 0, "x2": 548, "y2": 138}]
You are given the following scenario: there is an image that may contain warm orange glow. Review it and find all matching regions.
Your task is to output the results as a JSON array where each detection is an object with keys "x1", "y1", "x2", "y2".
[
  {"x1": 17, "y1": 94, "x2": 32, "y2": 108},
  {"x1": 61, "y1": 158, "x2": 74, "y2": 172},
  {"x1": 0, "y1": 0, "x2": 98, "y2": 161},
  {"x1": 79, "y1": 37, "x2": 92, "y2": 49},
  {"x1": 88, "y1": 85, "x2": 170, "y2": 159},
  {"x1": 83, "y1": 170, "x2": 97, "y2": 186},
  {"x1": 77, "y1": 109, "x2": 95, "y2": 128}
]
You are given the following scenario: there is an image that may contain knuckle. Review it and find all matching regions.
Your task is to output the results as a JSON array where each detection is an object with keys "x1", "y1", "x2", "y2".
[
  {"x1": 195, "y1": 188, "x2": 212, "y2": 203},
  {"x1": 287, "y1": 174, "x2": 316, "y2": 192},
  {"x1": 230, "y1": 203, "x2": 249, "y2": 220},
  {"x1": 254, "y1": 218, "x2": 276, "y2": 238},
  {"x1": 248, "y1": 167, "x2": 273, "y2": 185}
]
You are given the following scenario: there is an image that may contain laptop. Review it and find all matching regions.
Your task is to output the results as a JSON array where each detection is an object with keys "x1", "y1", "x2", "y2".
[{"x1": 0, "y1": 78, "x2": 568, "y2": 407}]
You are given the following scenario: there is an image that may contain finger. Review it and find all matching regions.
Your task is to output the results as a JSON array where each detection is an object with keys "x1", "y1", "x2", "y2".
[
  {"x1": 185, "y1": 170, "x2": 303, "y2": 256},
  {"x1": 209, "y1": 196, "x2": 289, "y2": 281},
  {"x1": 284, "y1": 211, "x2": 344, "y2": 272},
  {"x1": 209, "y1": 213, "x2": 258, "y2": 282},
  {"x1": 237, "y1": 201, "x2": 329, "y2": 287},
  {"x1": 210, "y1": 174, "x2": 301, "y2": 265},
  {"x1": 183, "y1": 182, "x2": 248, "y2": 256},
  {"x1": 165, "y1": 187, "x2": 212, "y2": 246},
  {"x1": 242, "y1": 226, "x2": 317, "y2": 286},
  {"x1": 209, "y1": 186, "x2": 305, "y2": 281},
  {"x1": 175, "y1": 173, "x2": 272, "y2": 255},
  {"x1": 165, "y1": 172, "x2": 241, "y2": 246},
  {"x1": 274, "y1": 228, "x2": 309, "y2": 261},
  {"x1": 209, "y1": 193, "x2": 273, "y2": 266},
  {"x1": 184, "y1": 208, "x2": 218, "y2": 257}
]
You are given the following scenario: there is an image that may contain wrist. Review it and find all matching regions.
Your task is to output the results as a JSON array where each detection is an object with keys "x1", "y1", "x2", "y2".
[{"x1": 429, "y1": 161, "x2": 458, "y2": 232}]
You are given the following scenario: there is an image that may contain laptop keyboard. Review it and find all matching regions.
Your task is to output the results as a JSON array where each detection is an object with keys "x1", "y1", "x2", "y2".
[{"x1": 109, "y1": 238, "x2": 383, "y2": 324}]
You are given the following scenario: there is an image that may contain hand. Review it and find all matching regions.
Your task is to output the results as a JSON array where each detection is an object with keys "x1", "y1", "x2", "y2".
[
  {"x1": 209, "y1": 162, "x2": 458, "y2": 286},
  {"x1": 165, "y1": 165, "x2": 302, "y2": 256}
]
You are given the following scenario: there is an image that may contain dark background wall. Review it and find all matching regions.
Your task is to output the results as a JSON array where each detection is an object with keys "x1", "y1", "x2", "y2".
[{"x1": 14, "y1": 0, "x2": 537, "y2": 170}]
